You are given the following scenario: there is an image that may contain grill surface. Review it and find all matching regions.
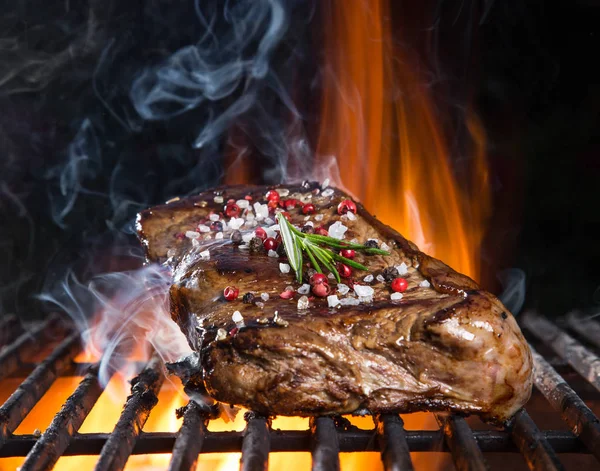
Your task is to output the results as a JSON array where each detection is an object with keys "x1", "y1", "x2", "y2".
[{"x1": 0, "y1": 311, "x2": 599, "y2": 471}]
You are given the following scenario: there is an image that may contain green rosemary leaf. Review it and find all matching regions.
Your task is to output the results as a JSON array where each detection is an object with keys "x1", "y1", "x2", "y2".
[
  {"x1": 330, "y1": 253, "x2": 369, "y2": 271},
  {"x1": 277, "y1": 213, "x2": 303, "y2": 282},
  {"x1": 363, "y1": 248, "x2": 390, "y2": 255},
  {"x1": 311, "y1": 245, "x2": 340, "y2": 283},
  {"x1": 302, "y1": 240, "x2": 322, "y2": 274}
]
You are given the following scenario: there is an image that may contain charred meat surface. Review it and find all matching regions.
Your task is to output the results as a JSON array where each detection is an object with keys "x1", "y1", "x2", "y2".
[{"x1": 136, "y1": 183, "x2": 532, "y2": 423}]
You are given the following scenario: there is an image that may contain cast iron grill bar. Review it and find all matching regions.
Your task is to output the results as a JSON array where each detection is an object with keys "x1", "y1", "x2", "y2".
[
  {"x1": 0, "y1": 315, "x2": 23, "y2": 348},
  {"x1": 167, "y1": 402, "x2": 207, "y2": 471},
  {"x1": 0, "y1": 314, "x2": 64, "y2": 382},
  {"x1": 240, "y1": 414, "x2": 270, "y2": 471},
  {"x1": 530, "y1": 344, "x2": 600, "y2": 461},
  {"x1": 435, "y1": 414, "x2": 488, "y2": 471},
  {"x1": 511, "y1": 409, "x2": 565, "y2": 471},
  {"x1": 522, "y1": 311, "x2": 600, "y2": 392},
  {"x1": 310, "y1": 417, "x2": 340, "y2": 471},
  {"x1": 94, "y1": 353, "x2": 165, "y2": 471},
  {"x1": 375, "y1": 414, "x2": 415, "y2": 471},
  {"x1": 19, "y1": 365, "x2": 107, "y2": 471},
  {"x1": 565, "y1": 312, "x2": 600, "y2": 350},
  {"x1": 0, "y1": 332, "x2": 81, "y2": 449}
]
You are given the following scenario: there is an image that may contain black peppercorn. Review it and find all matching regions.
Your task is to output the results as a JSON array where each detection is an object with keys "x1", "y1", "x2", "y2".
[
  {"x1": 242, "y1": 292, "x2": 255, "y2": 304},
  {"x1": 210, "y1": 221, "x2": 223, "y2": 232},
  {"x1": 231, "y1": 230, "x2": 243, "y2": 244},
  {"x1": 364, "y1": 239, "x2": 379, "y2": 249},
  {"x1": 249, "y1": 237, "x2": 264, "y2": 253},
  {"x1": 381, "y1": 266, "x2": 399, "y2": 282},
  {"x1": 301, "y1": 224, "x2": 315, "y2": 234}
]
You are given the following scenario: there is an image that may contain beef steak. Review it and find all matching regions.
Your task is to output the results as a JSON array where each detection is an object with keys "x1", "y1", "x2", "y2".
[{"x1": 136, "y1": 183, "x2": 532, "y2": 423}]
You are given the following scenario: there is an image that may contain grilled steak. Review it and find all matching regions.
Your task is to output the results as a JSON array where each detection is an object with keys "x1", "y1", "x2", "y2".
[{"x1": 137, "y1": 182, "x2": 532, "y2": 423}]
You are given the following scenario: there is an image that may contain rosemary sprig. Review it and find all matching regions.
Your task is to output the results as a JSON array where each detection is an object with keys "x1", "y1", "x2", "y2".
[{"x1": 276, "y1": 213, "x2": 389, "y2": 283}]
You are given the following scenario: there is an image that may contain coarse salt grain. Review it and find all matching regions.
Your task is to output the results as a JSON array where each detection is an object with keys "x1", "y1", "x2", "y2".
[
  {"x1": 297, "y1": 295, "x2": 310, "y2": 310},
  {"x1": 255, "y1": 301, "x2": 265, "y2": 309},
  {"x1": 279, "y1": 263, "x2": 291, "y2": 274},
  {"x1": 253, "y1": 202, "x2": 269, "y2": 220},
  {"x1": 337, "y1": 283, "x2": 350, "y2": 295},
  {"x1": 215, "y1": 232, "x2": 223, "y2": 240},
  {"x1": 216, "y1": 328, "x2": 227, "y2": 341},
  {"x1": 327, "y1": 272, "x2": 335, "y2": 280},
  {"x1": 363, "y1": 274, "x2": 374, "y2": 283},
  {"x1": 419, "y1": 280, "x2": 431, "y2": 288},
  {"x1": 346, "y1": 211, "x2": 357, "y2": 221},
  {"x1": 328, "y1": 221, "x2": 348, "y2": 240},
  {"x1": 261, "y1": 293, "x2": 270, "y2": 302},
  {"x1": 209, "y1": 213, "x2": 220, "y2": 221},
  {"x1": 376, "y1": 274, "x2": 385, "y2": 283},
  {"x1": 245, "y1": 212, "x2": 255, "y2": 221},
  {"x1": 242, "y1": 232, "x2": 255, "y2": 243},
  {"x1": 199, "y1": 250, "x2": 210, "y2": 260},
  {"x1": 381, "y1": 242, "x2": 390, "y2": 251},
  {"x1": 322, "y1": 178, "x2": 330, "y2": 189},
  {"x1": 236, "y1": 199, "x2": 250, "y2": 209},
  {"x1": 214, "y1": 196, "x2": 224, "y2": 204},
  {"x1": 198, "y1": 224, "x2": 210, "y2": 233},
  {"x1": 359, "y1": 295, "x2": 373, "y2": 303},
  {"x1": 268, "y1": 250, "x2": 278, "y2": 258},
  {"x1": 314, "y1": 214, "x2": 324, "y2": 221},
  {"x1": 229, "y1": 217, "x2": 245, "y2": 230},
  {"x1": 186, "y1": 231, "x2": 200, "y2": 239},
  {"x1": 304, "y1": 220, "x2": 314, "y2": 227},
  {"x1": 391, "y1": 292, "x2": 403, "y2": 301},
  {"x1": 265, "y1": 217, "x2": 275, "y2": 225},
  {"x1": 327, "y1": 295, "x2": 341, "y2": 308},
  {"x1": 350, "y1": 238, "x2": 359, "y2": 244},
  {"x1": 340, "y1": 297, "x2": 360, "y2": 306},
  {"x1": 232, "y1": 311, "x2": 244, "y2": 323},
  {"x1": 396, "y1": 262, "x2": 408, "y2": 275},
  {"x1": 276, "y1": 188, "x2": 290, "y2": 197},
  {"x1": 321, "y1": 188, "x2": 334, "y2": 197},
  {"x1": 354, "y1": 284, "x2": 374, "y2": 297},
  {"x1": 297, "y1": 284, "x2": 310, "y2": 294}
]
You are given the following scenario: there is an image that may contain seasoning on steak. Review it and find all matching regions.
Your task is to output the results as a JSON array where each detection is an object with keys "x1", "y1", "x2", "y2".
[{"x1": 136, "y1": 183, "x2": 533, "y2": 423}]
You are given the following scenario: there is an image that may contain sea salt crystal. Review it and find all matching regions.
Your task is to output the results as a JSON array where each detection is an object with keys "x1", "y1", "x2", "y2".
[
  {"x1": 253, "y1": 202, "x2": 269, "y2": 220},
  {"x1": 297, "y1": 284, "x2": 311, "y2": 294},
  {"x1": 327, "y1": 295, "x2": 341, "y2": 308},
  {"x1": 216, "y1": 328, "x2": 227, "y2": 341},
  {"x1": 304, "y1": 215, "x2": 311, "y2": 221},
  {"x1": 255, "y1": 301, "x2": 265, "y2": 309},
  {"x1": 186, "y1": 231, "x2": 200, "y2": 239},
  {"x1": 340, "y1": 297, "x2": 360, "y2": 306},
  {"x1": 209, "y1": 213, "x2": 220, "y2": 221},
  {"x1": 314, "y1": 214, "x2": 324, "y2": 221},
  {"x1": 328, "y1": 221, "x2": 348, "y2": 240},
  {"x1": 232, "y1": 311, "x2": 244, "y2": 323},
  {"x1": 354, "y1": 284, "x2": 374, "y2": 297},
  {"x1": 396, "y1": 262, "x2": 408, "y2": 275},
  {"x1": 419, "y1": 280, "x2": 431, "y2": 288},
  {"x1": 376, "y1": 274, "x2": 385, "y2": 283},
  {"x1": 279, "y1": 263, "x2": 291, "y2": 274},
  {"x1": 246, "y1": 220, "x2": 257, "y2": 228},
  {"x1": 363, "y1": 274, "x2": 374, "y2": 283},
  {"x1": 391, "y1": 293, "x2": 404, "y2": 301},
  {"x1": 199, "y1": 250, "x2": 210, "y2": 260},
  {"x1": 337, "y1": 283, "x2": 350, "y2": 295},
  {"x1": 204, "y1": 235, "x2": 212, "y2": 240},
  {"x1": 236, "y1": 199, "x2": 250, "y2": 209},
  {"x1": 304, "y1": 221, "x2": 314, "y2": 227},
  {"x1": 346, "y1": 211, "x2": 356, "y2": 221},
  {"x1": 350, "y1": 238, "x2": 359, "y2": 244},
  {"x1": 198, "y1": 224, "x2": 210, "y2": 233},
  {"x1": 229, "y1": 217, "x2": 245, "y2": 230},
  {"x1": 242, "y1": 232, "x2": 255, "y2": 243},
  {"x1": 359, "y1": 295, "x2": 373, "y2": 303},
  {"x1": 321, "y1": 188, "x2": 334, "y2": 197},
  {"x1": 268, "y1": 250, "x2": 278, "y2": 258},
  {"x1": 214, "y1": 196, "x2": 224, "y2": 204},
  {"x1": 266, "y1": 224, "x2": 279, "y2": 238},
  {"x1": 322, "y1": 178, "x2": 330, "y2": 189},
  {"x1": 215, "y1": 232, "x2": 223, "y2": 240},
  {"x1": 327, "y1": 272, "x2": 336, "y2": 280},
  {"x1": 245, "y1": 211, "x2": 255, "y2": 221},
  {"x1": 265, "y1": 217, "x2": 275, "y2": 225},
  {"x1": 276, "y1": 188, "x2": 290, "y2": 197},
  {"x1": 381, "y1": 242, "x2": 390, "y2": 251},
  {"x1": 297, "y1": 295, "x2": 310, "y2": 310},
  {"x1": 261, "y1": 293, "x2": 270, "y2": 302}
]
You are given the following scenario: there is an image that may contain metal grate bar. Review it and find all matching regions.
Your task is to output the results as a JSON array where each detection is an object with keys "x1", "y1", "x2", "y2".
[
  {"x1": 0, "y1": 315, "x2": 23, "y2": 348},
  {"x1": 0, "y1": 314, "x2": 64, "y2": 383},
  {"x1": 376, "y1": 414, "x2": 415, "y2": 471},
  {"x1": 168, "y1": 402, "x2": 207, "y2": 471},
  {"x1": 530, "y1": 345, "x2": 600, "y2": 461},
  {"x1": 0, "y1": 333, "x2": 81, "y2": 448},
  {"x1": 94, "y1": 354, "x2": 165, "y2": 471},
  {"x1": 19, "y1": 365, "x2": 106, "y2": 471},
  {"x1": 512, "y1": 409, "x2": 565, "y2": 471},
  {"x1": 565, "y1": 312, "x2": 600, "y2": 350},
  {"x1": 435, "y1": 414, "x2": 488, "y2": 471},
  {"x1": 240, "y1": 413, "x2": 270, "y2": 471},
  {"x1": 0, "y1": 429, "x2": 589, "y2": 457},
  {"x1": 310, "y1": 417, "x2": 340, "y2": 471},
  {"x1": 523, "y1": 312, "x2": 600, "y2": 392}
]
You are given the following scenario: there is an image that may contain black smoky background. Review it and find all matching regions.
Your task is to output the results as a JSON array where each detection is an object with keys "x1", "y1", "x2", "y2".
[{"x1": 0, "y1": 0, "x2": 598, "y2": 321}]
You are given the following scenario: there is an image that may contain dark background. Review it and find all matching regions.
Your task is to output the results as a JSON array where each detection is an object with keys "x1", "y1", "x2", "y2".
[{"x1": 0, "y1": 0, "x2": 598, "y2": 319}]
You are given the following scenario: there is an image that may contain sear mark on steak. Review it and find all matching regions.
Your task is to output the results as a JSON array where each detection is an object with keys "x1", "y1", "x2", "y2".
[{"x1": 137, "y1": 183, "x2": 533, "y2": 424}]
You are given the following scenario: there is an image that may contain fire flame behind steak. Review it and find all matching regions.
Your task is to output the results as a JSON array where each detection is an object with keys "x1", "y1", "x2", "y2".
[{"x1": 136, "y1": 182, "x2": 532, "y2": 423}]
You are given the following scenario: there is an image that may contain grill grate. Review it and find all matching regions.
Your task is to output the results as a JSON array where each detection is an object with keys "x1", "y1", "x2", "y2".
[{"x1": 0, "y1": 312, "x2": 598, "y2": 470}]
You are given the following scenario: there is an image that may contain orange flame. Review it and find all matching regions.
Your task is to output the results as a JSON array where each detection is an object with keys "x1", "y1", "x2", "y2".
[{"x1": 317, "y1": 0, "x2": 490, "y2": 281}]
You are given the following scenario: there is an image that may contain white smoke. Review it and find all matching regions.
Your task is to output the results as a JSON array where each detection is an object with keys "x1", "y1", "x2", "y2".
[{"x1": 498, "y1": 268, "x2": 526, "y2": 315}]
